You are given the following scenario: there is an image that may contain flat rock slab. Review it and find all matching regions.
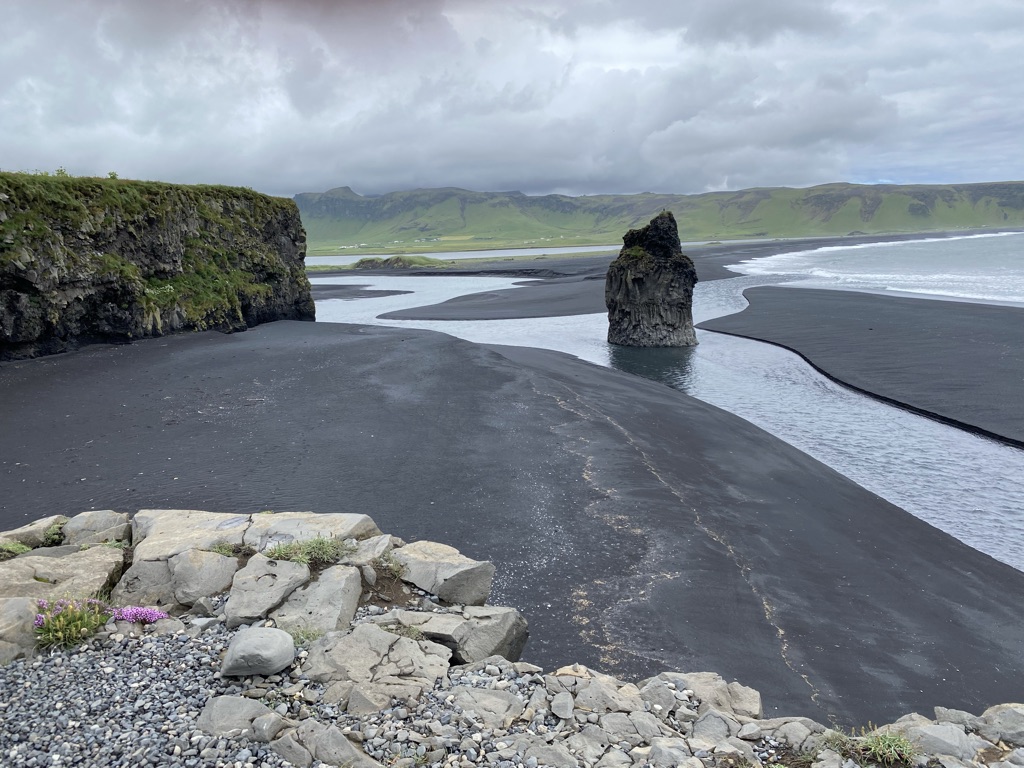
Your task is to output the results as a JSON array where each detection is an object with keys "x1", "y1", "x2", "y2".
[
  {"x1": 452, "y1": 686, "x2": 525, "y2": 728},
  {"x1": 224, "y1": 554, "x2": 309, "y2": 629},
  {"x1": 61, "y1": 510, "x2": 130, "y2": 545},
  {"x1": 270, "y1": 564, "x2": 361, "y2": 634},
  {"x1": 110, "y1": 558, "x2": 178, "y2": 608},
  {"x1": 391, "y1": 540, "x2": 495, "y2": 606},
  {"x1": 168, "y1": 549, "x2": 239, "y2": 606},
  {"x1": 132, "y1": 509, "x2": 251, "y2": 561},
  {"x1": 0, "y1": 545, "x2": 124, "y2": 601},
  {"x1": 197, "y1": 695, "x2": 274, "y2": 737},
  {"x1": 242, "y1": 512, "x2": 381, "y2": 551},
  {"x1": 297, "y1": 720, "x2": 384, "y2": 768},
  {"x1": 303, "y1": 623, "x2": 452, "y2": 702}
]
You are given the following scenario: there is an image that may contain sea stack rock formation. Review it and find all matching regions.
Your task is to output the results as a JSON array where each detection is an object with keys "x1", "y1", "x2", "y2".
[
  {"x1": 605, "y1": 210, "x2": 698, "y2": 346},
  {"x1": 0, "y1": 172, "x2": 315, "y2": 360}
]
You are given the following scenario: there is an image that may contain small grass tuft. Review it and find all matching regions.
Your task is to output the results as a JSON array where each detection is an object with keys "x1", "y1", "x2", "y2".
[
  {"x1": 822, "y1": 730, "x2": 856, "y2": 756},
  {"x1": 209, "y1": 541, "x2": 256, "y2": 559},
  {"x1": 265, "y1": 536, "x2": 355, "y2": 568},
  {"x1": 286, "y1": 625, "x2": 325, "y2": 646},
  {"x1": 372, "y1": 551, "x2": 404, "y2": 582},
  {"x1": 0, "y1": 541, "x2": 32, "y2": 561},
  {"x1": 823, "y1": 726, "x2": 916, "y2": 768},
  {"x1": 42, "y1": 522, "x2": 66, "y2": 547},
  {"x1": 860, "y1": 729, "x2": 916, "y2": 767},
  {"x1": 209, "y1": 542, "x2": 236, "y2": 557}
]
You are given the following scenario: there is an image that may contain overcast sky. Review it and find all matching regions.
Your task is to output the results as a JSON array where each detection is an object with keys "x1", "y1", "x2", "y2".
[{"x1": 2, "y1": 0, "x2": 1022, "y2": 198}]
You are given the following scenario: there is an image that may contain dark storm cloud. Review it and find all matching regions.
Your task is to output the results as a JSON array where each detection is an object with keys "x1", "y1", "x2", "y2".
[{"x1": 1, "y1": 0, "x2": 1022, "y2": 196}]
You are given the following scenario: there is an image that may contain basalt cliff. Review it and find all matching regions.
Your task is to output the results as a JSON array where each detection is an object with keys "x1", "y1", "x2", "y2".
[
  {"x1": 0, "y1": 172, "x2": 315, "y2": 361},
  {"x1": 606, "y1": 211, "x2": 698, "y2": 347}
]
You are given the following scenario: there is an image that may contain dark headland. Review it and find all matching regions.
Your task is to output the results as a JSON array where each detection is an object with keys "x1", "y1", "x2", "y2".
[{"x1": 5, "y1": 256, "x2": 1024, "y2": 728}]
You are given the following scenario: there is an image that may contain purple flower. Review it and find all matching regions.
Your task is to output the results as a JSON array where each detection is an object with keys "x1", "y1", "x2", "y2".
[{"x1": 112, "y1": 606, "x2": 168, "y2": 625}]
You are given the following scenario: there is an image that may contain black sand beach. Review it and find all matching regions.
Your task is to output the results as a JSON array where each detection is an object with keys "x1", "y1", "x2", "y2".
[
  {"x1": 699, "y1": 287, "x2": 1024, "y2": 447},
  {"x1": 319, "y1": 233, "x2": 987, "y2": 320},
  {"x1": 4, "y1": 316, "x2": 1024, "y2": 727}
]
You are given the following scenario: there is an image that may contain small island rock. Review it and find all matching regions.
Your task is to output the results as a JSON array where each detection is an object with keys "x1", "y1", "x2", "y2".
[{"x1": 605, "y1": 211, "x2": 698, "y2": 346}]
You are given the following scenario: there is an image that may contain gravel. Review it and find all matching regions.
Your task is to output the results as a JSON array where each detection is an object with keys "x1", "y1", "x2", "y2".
[{"x1": 0, "y1": 621, "x2": 297, "y2": 768}]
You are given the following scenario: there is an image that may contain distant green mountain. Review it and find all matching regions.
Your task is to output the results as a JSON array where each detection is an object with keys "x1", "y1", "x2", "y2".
[{"x1": 294, "y1": 182, "x2": 1024, "y2": 254}]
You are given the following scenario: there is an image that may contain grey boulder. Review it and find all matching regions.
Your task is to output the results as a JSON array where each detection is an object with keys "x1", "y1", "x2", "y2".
[
  {"x1": 0, "y1": 514, "x2": 69, "y2": 548},
  {"x1": 221, "y1": 627, "x2": 296, "y2": 677},
  {"x1": 197, "y1": 695, "x2": 274, "y2": 737},
  {"x1": 980, "y1": 704, "x2": 1024, "y2": 746},
  {"x1": 371, "y1": 605, "x2": 528, "y2": 663},
  {"x1": 61, "y1": 510, "x2": 130, "y2": 546},
  {"x1": 904, "y1": 724, "x2": 977, "y2": 762},
  {"x1": 391, "y1": 540, "x2": 495, "y2": 606}
]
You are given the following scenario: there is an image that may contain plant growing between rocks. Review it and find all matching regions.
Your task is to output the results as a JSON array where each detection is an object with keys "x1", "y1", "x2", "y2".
[
  {"x1": 860, "y1": 729, "x2": 916, "y2": 767},
  {"x1": 264, "y1": 535, "x2": 354, "y2": 568},
  {"x1": 42, "y1": 522, "x2": 65, "y2": 546},
  {"x1": 0, "y1": 541, "x2": 32, "y2": 561},
  {"x1": 372, "y1": 551, "x2": 404, "y2": 582},
  {"x1": 823, "y1": 726, "x2": 916, "y2": 768},
  {"x1": 34, "y1": 597, "x2": 168, "y2": 648},
  {"x1": 285, "y1": 625, "x2": 325, "y2": 646},
  {"x1": 209, "y1": 541, "x2": 257, "y2": 561}
]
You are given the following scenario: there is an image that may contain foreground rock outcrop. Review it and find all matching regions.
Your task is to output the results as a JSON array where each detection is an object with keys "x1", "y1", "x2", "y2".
[
  {"x1": 605, "y1": 211, "x2": 698, "y2": 346},
  {"x1": 0, "y1": 172, "x2": 315, "y2": 360},
  {"x1": 3, "y1": 509, "x2": 1024, "y2": 768}
]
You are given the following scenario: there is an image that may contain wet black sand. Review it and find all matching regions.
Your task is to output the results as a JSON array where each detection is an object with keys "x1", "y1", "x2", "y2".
[
  {"x1": 4, "y1": 320, "x2": 1024, "y2": 726},
  {"x1": 699, "y1": 287, "x2": 1024, "y2": 447}
]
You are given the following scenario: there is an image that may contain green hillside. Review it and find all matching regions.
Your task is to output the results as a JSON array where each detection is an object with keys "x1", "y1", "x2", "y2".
[{"x1": 294, "y1": 182, "x2": 1024, "y2": 255}]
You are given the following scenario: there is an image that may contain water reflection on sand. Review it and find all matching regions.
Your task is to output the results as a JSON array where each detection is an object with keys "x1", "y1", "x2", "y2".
[{"x1": 312, "y1": 273, "x2": 1024, "y2": 572}]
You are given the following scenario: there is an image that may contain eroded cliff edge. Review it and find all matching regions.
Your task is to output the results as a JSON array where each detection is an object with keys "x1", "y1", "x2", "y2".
[{"x1": 0, "y1": 172, "x2": 315, "y2": 360}]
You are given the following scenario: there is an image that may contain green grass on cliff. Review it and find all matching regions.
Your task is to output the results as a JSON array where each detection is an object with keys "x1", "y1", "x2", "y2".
[
  {"x1": 0, "y1": 171, "x2": 307, "y2": 334},
  {"x1": 295, "y1": 181, "x2": 1024, "y2": 255}
]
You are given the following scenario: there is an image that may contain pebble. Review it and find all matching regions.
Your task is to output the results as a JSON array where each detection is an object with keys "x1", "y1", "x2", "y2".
[{"x1": 0, "y1": 622, "x2": 294, "y2": 768}]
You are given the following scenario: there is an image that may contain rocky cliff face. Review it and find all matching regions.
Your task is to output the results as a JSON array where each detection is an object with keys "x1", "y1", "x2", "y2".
[
  {"x1": 605, "y1": 211, "x2": 698, "y2": 346},
  {"x1": 0, "y1": 173, "x2": 315, "y2": 360}
]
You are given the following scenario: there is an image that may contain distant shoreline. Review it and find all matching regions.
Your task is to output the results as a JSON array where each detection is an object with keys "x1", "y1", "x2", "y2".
[{"x1": 311, "y1": 229, "x2": 1022, "y2": 320}]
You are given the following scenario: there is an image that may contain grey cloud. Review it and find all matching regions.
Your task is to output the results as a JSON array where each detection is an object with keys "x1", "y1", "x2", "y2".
[{"x1": 0, "y1": 0, "x2": 1021, "y2": 197}]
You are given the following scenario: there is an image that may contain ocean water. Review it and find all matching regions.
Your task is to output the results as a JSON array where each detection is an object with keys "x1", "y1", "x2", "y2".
[
  {"x1": 729, "y1": 231, "x2": 1024, "y2": 306},
  {"x1": 312, "y1": 234, "x2": 1024, "y2": 571}
]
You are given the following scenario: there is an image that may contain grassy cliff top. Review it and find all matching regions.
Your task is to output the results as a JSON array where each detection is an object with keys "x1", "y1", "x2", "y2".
[
  {"x1": 295, "y1": 180, "x2": 1024, "y2": 255},
  {"x1": 0, "y1": 171, "x2": 295, "y2": 220}
]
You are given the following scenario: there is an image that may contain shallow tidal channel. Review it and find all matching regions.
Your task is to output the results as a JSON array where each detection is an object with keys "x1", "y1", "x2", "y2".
[{"x1": 313, "y1": 273, "x2": 1024, "y2": 573}]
